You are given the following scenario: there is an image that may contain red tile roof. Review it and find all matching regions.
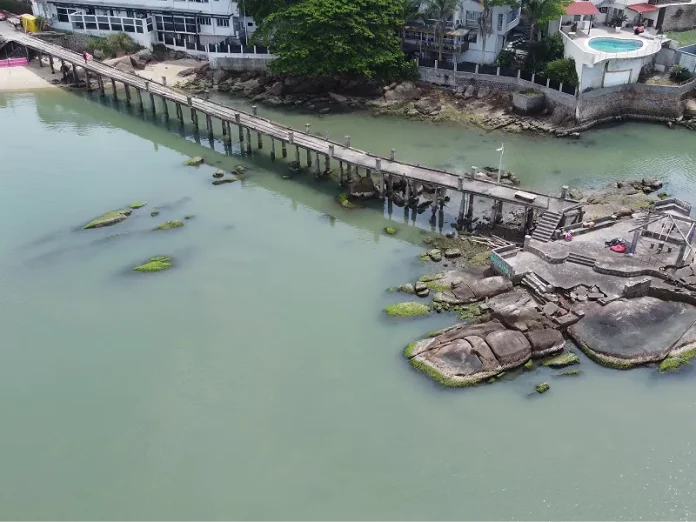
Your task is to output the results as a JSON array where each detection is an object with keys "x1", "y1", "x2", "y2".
[
  {"x1": 627, "y1": 2, "x2": 659, "y2": 12},
  {"x1": 564, "y1": 1, "x2": 601, "y2": 15}
]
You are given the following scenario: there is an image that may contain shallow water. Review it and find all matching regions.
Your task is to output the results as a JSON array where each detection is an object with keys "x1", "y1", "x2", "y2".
[{"x1": 1, "y1": 90, "x2": 696, "y2": 520}]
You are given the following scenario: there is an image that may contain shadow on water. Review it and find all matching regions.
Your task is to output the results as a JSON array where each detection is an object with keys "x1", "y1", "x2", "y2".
[{"x1": 32, "y1": 89, "x2": 462, "y2": 247}]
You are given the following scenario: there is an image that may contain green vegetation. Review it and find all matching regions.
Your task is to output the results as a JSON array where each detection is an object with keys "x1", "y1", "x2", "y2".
[
  {"x1": 258, "y1": 0, "x2": 415, "y2": 80},
  {"x1": 454, "y1": 304, "x2": 483, "y2": 321},
  {"x1": 541, "y1": 351, "x2": 580, "y2": 368},
  {"x1": 153, "y1": 220, "x2": 184, "y2": 231},
  {"x1": 468, "y1": 250, "x2": 492, "y2": 266},
  {"x1": 423, "y1": 0, "x2": 458, "y2": 61},
  {"x1": 496, "y1": 49, "x2": 516, "y2": 68},
  {"x1": 524, "y1": 360, "x2": 534, "y2": 370},
  {"x1": 658, "y1": 346, "x2": 696, "y2": 372},
  {"x1": 535, "y1": 382, "x2": 550, "y2": 393},
  {"x1": 0, "y1": 0, "x2": 32, "y2": 14},
  {"x1": 670, "y1": 65, "x2": 693, "y2": 83},
  {"x1": 666, "y1": 29, "x2": 696, "y2": 47},
  {"x1": 129, "y1": 202, "x2": 146, "y2": 209},
  {"x1": 85, "y1": 33, "x2": 142, "y2": 59},
  {"x1": 384, "y1": 302, "x2": 430, "y2": 317},
  {"x1": 545, "y1": 58, "x2": 578, "y2": 86},
  {"x1": 83, "y1": 209, "x2": 131, "y2": 229},
  {"x1": 576, "y1": 341, "x2": 636, "y2": 370},
  {"x1": 385, "y1": 227, "x2": 397, "y2": 235},
  {"x1": 133, "y1": 256, "x2": 173, "y2": 272},
  {"x1": 523, "y1": 0, "x2": 570, "y2": 41},
  {"x1": 409, "y1": 358, "x2": 478, "y2": 387},
  {"x1": 524, "y1": 34, "x2": 564, "y2": 73},
  {"x1": 404, "y1": 341, "x2": 418, "y2": 357}
]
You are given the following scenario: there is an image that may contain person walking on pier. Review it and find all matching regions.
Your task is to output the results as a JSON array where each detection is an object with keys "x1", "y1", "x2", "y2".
[{"x1": 82, "y1": 51, "x2": 88, "y2": 64}]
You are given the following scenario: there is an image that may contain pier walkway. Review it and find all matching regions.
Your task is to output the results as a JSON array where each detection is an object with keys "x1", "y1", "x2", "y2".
[{"x1": 1, "y1": 30, "x2": 573, "y2": 216}]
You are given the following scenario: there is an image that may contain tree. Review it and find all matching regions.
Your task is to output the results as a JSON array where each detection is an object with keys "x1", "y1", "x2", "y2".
[
  {"x1": 545, "y1": 58, "x2": 578, "y2": 85},
  {"x1": 241, "y1": 0, "x2": 292, "y2": 21},
  {"x1": 424, "y1": 0, "x2": 458, "y2": 61},
  {"x1": 523, "y1": 33, "x2": 563, "y2": 72},
  {"x1": 259, "y1": 0, "x2": 411, "y2": 79},
  {"x1": 475, "y1": 0, "x2": 519, "y2": 65},
  {"x1": 398, "y1": 0, "x2": 425, "y2": 38},
  {"x1": 522, "y1": 0, "x2": 570, "y2": 41}
]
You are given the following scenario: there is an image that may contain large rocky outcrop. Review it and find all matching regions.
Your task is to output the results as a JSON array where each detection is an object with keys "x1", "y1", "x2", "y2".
[
  {"x1": 383, "y1": 81, "x2": 421, "y2": 102},
  {"x1": 406, "y1": 320, "x2": 569, "y2": 386}
]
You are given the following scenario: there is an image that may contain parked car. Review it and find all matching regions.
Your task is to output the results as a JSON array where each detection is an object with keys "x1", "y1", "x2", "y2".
[
  {"x1": 0, "y1": 13, "x2": 7, "y2": 21},
  {"x1": 8, "y1": 16, "x2": 21, "y2": 29}
]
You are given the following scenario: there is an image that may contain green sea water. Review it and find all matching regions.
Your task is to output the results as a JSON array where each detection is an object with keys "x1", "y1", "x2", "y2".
[{"x1": 1, "y1": 90, "x2": 696, "y2": 520}]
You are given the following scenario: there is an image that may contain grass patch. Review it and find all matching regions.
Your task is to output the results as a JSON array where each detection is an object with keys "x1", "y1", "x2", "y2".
[
  {"x1": 575, "y1": 340, "x2": 636, "y2": 370},
  {"x1": 86, "y1": 33, "x2": 142, "y2": 58},
  {"x1": 667, "y1": 29, "x2": 696, "y2": 47},
  {"x1": 384, "y1": 302, "x2": 430, "y2": 317},
  {"x1": 385, "y1": 227, "x2": 397, "y2": 235},
  {"x1": 133, "y1": 256, "x2": 172, "y2": 272},
  {"x1": 404, "y1": 342, "x2": 418, "y2": 357}
]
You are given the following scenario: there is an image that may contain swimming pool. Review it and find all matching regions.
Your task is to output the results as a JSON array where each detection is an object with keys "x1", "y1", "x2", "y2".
[{"x1": 588, "y1": 37, "x2": 644, "y2": 52}]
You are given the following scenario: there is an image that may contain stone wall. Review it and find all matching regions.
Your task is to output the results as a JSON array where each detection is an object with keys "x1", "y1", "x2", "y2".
[
  {"x1": 662, "y1": 4, "x2": 696, "y2": 32},
  {"x1": 35, "y1": 32, "x2": 91, "y2": 53},
  {"x1": 417, "y1": 66, "x2": 577, "y2": 111},
  {"x1": 210, "y1": 55, "x2": 271, "y2": 72}
]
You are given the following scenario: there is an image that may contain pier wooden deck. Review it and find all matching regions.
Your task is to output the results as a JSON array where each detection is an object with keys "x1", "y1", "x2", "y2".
[{"x1": 2, "y1": 31, "x2": 571, "y2": 213}]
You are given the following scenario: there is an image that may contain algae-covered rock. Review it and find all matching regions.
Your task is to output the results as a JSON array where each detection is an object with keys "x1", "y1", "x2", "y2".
[
  {"x1": 150, "y1": 211, "x2": 160, "y2": 217},
  {"x1": 444, "y1": 248, "x2": 461, "y2": 259},
  {"x1": 212, "y1": 177, "x2": 238, "y2": 186},
  {"x1": 428, "y1": 249, "x2": 442, "y2": 262},
  {"x1": 384, "y1": 302, "x2": 430, "y2": 318},
  {"x1": 535, "y1": 382, "x2": 550, "y2": 393},
  {"x1": 385, "y1": 227, "x2": 397, "y2": 235},
  {"x1": 133, "y1": 256, "x2": 172, "y2": 272},
  {"x1": 184, "y1": 215, "x2": 194, "y2": 220},
  {"x1": 184, "y1": 156, "x2": 204, "y2": 166},
  {"x1": 83, "y1": 209, "x2": 132, "y2": 229},
  {"x1": 213, "y1": 170, "x2": 225, "y2": 179},
  {"x1": 659, "y1": 356, "x2": 689, "y2": 372},
  {"x1": 129, "y1": 201, "x2": 147, "y2": 209},
  {"x1": 153, "y1": 220, "x2": 184, "y2": 231},
  {"x1": 524, "y1": 360, "x2": 534, "y2": 370},
  {"x1": 558, "y1": 369, "x2": 582, "y2": 376},
  {"x1": 337, "y1": 193, "x2": 355, "y2": 209},
  {"x1": 234, "y1": 165, "x2": 247, "y2": 175},
  {"x1": 397, "y1": 283, "x2": 415, "y2": 294},
  {"x1": 541, "y1": 351, "x2": 580, "y2": 368}
]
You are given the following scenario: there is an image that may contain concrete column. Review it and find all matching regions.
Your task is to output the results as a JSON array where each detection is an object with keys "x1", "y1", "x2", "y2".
[
  {"x1": 295, "y1": 145, "x2": 300, "y2": 164},
  {"x1": 72, "y1": 63, "x2": 79, "y2": 87},
  {"x1": 346, "y1": 163, "x2": 353, "y2": 182},
  {"x1": 345, "y1": 136, "x2": 351, "y2": 148},
  {"x1": 390, "y1": 149, "x2": 396, "y2": 161},
  {"x1": 98, "y1": 75, "x2": 105, "y2": 96},
  {"x1": 136, "y1": 88, "x2": 144, "y2": 111},
  {"x1": 191, "y1": 109, "x2": 198, "y2": 130},
  {"x1": 387, "y1": 174, "x2": 394, "y2": 196},
  {"x1": 458, "y1": 192, "x2": 467, "y2": 222},
  {"x1": 281, "y1": 141, "x2": 287, "y2": 158},
  {"x1": 431, "y1": 188, "x2": 439, "y2": 213},
  {"x1": 235, "y1": 114, "x2": 243, "y2": 143},
  {"x1": 161, "y1": 76, "x2": 167, "y2": 86},
  {"x1": 162, "y1": 97, "x2": 169, "y2": 119},
  {"x1": 324, "y1": 154, "x2": 330, "y2": 173},
  {"x1": 84, "y1": 69, "x2": 90, "y2": 90},
  {"x1": 379, "y1": 173, "x2": 385, "y2": 199},
  {"x1": 176, "y1": 103, "x2": 183, "y2": 124},
  {"x1": 222, "y1": 119, "x2": 227, "y2": 136},
  {"x1": 245, "y1": 128, "x2": 252, "y2": 154},
  {"x1": 315, "y1": 155, "x2": 321, "y2": 176},
  {"x1": 206, "y1": 114, "x2": 213, "y2": 137},
  {"x1": 252, "y1": 105, "x2": 258, "y2": 116},
  {"x1": 37, "y1": 52, "x2": 42, "y2": 67},
  {"x1": 257, "y1": 132, "x2": 263, "y2": 149},
  {"x1": 306, "y1": 149, "x2": 311, "y2": 167},
  {"x1": 149, "y1": 93, "x2": 156, "y2": 115},
  {"x1": 305, "y1": 123, "x2": 311, "y2": 135},
  {"x1": 339, "y1": 161, "x2": 344, "y2": 184},
  {"x1": 405, "y1": 180, "x2": 411, "y2": 202},
  {"x1": 561, "y1": 185, "x2": 569, "y2": 199},
  {"x1": 491, "y1": 200, "x2": 503, "y2": 223},
  {"x1": 124, "y1": 84, "x2": 131, "y2": 104},
  {"x1": 111, "y1": 78, "x2": 117, "y2": 100},
  {"x1": 49, "y1": 55, "x2": 54, "y2": 74},
  {"x1": 466, "y1": 193, "x2": 475, "y2": 220},
  {"x1": 270, "y1": 138, "x2": 276, "y2": 161}
]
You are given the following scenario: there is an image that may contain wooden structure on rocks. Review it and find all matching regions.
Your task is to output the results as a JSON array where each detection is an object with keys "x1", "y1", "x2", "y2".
[{"x1": 2, "y1": 32, "x2": 574, "y2": 229}]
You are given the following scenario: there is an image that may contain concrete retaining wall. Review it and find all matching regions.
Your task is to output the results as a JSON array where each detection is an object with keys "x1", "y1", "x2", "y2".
[{"x1": 210, "y1": 55, "x2": 272, "y2": 71}]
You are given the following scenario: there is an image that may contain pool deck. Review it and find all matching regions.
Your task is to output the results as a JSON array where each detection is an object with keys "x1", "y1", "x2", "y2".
[{"x1": 565, "y1": 26, "x2": 665, "y2": 64}]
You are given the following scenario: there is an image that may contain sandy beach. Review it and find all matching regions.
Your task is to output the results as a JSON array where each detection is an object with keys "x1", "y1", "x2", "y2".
[
  {"x1": 0, "y1": 58, "x2": 58, "y2": 92},
  {"x1": 135, "y1": 59, "x2": 201, "y2": 87}
]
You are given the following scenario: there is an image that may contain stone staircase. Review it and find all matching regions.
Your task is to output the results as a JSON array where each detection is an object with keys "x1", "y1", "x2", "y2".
[
  {"x1": 531, "y1": 211, "x2": 562, "y2": 242},
  {"x1": 567, "y1": 252, "x2": 597, "y2": 267},
  {"x1": 521, "y1": 271, "x2": 553, "y2": 300}
]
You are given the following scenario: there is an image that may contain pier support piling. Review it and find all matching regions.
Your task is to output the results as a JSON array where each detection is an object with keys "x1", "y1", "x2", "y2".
[
  {"x1": 49, "y1": 55, "x2": 54, "y2": 74},
  {"x1": 257, "y1": 132, "x2": 263, "y2": 149},
  {"x1": 98, "y1": 75, "x2": 105, "y2": 96},
  {"x1": 339, "y1": 161, "x2": 344, "y2": 184},
  {"x1": 124, "y1": 84, "x2": 131, "y2": 104},
  {"x1": 149, "y1": 93, "x2": 156, "y2": 115},
  {"x1": 84, "y1": 69, "x2": 90, "y2": 90},
  {"x1": 281, "y1": 141, "x2": 287, "y2": 158},
  {"x1": 111, "y1": 78, "x2": 117, "y2": 100},
  {"x1": 245, "y1": 128, "x2": 252, "y2": 154},
  {"x1": 60, "y1": 59, "x2": 66, "y2": 81},
  {"x1": 315, "y1": 155, "x2": 321, "y2": 176},
  {"x1": 176, "y1": 103, "x2": 183, "y2": 124},
  {"x1": 295, "y1": 145, "x2": 300, "y2": 164},
  {"x1": 306, "y1": 149, "x2": 311, "y2": 168},
  {"x1": 136, "y1": 88, "x2": 144, "y2": 112},
  {"x1": 206, "y1": 114, "x2": 213, "y2": 138},
  {"x1": 324, "y1": 154, "x2": 330, "y2": 174},
  {"x1": 270, "y1": 138, "x2": 276, "y2": 161}
]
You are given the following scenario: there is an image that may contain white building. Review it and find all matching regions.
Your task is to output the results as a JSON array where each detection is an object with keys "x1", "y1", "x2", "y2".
[
  {"x1": 403, "y1": 0, "x2": 521, "y2": 64},
  {"x1": 30, "y1": 0, "x2": 258, "y2": 56}
]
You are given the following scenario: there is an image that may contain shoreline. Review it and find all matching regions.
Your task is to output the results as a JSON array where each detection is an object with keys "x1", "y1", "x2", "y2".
[{"x1": 0, "y1": 58, "x2": 58, "y2": 92}]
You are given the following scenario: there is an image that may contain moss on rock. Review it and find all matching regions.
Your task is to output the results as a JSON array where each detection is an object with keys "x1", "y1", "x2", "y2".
[
  {"x1": 542, "y1": 352, "x2": 580, "y2": 368},
  {"x1": 337, "y1": 193, "x2": 355, "y2": 209},
  {"x1": 212, "y1": 177, "x2": 238, "y2": 186},
  {"x1": 184, "y1": 156, "x2": 204, "y2": 166},
  {"x1": 524, "y1": 360, "x2": 534, "y2": 371},
  {"x1": 385, "y1": 227, "x2": 397, "y2": 235},
  {"x1": 133, "y1": 256, "x2": 173, "y2": 272},
  {"x1": 558, "y1": 369, "x2": 582, "y2": 376},
  {"x1": 153, "y1": 220, "x2": 184, "y2": 231},
  {"x1": 535, "y1": 382, "x2": 550, "y2": 393},
  {"x1": 409, "y1": 358, "x2": 478, "y2": 388},
  {"x1": 384, "y1": 302, "x2": 430, "y2": 317},
  {"x1": 659, "y1": 357, "x2": 689, "y2": 372},
  {"x1": 184, "y1": 215, "x2": 194, "y2": 220},
  {"x1": 83, "y1": 209, "x2": 132, "y2": 229},
  {"x1": 129, "y1": 201, "x2": 146, "y2": 209}
]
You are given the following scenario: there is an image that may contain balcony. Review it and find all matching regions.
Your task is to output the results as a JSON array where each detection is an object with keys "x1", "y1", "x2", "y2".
[{"x1": 648, "y1": 0, "x2": 690, "y2": 4}]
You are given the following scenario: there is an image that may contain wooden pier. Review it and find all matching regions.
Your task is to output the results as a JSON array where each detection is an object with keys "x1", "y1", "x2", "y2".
[{"x1": 2, "y1": 31, "x2": 574, "y2": 224}]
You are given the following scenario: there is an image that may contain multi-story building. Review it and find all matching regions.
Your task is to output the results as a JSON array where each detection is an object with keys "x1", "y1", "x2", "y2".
[
  {"x1": 402, "y1": 0, "x2": 521, "y2": 64},
  {"x1": 30, "y1": 0, "x2": 257, "y2": 56}
]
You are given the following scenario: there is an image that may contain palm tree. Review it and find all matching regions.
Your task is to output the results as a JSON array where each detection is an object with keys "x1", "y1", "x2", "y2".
[
  {"x1": 399, "y1": 0, "x2": 424, "y2": 38},
  {"x1": 474, "y1": 0, "x2": 518, "y2": 65},
  {"x1": 424, "y1": 0, "x2": 458, "y2": 61},
  {"x1": 523, "y1": 0, "x2": 569, "y2": 41}
]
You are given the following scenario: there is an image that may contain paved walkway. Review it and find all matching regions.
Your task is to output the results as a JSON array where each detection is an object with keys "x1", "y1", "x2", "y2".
[{"x1": 1, "y1": 29, "x2": 573, "y2": 211}]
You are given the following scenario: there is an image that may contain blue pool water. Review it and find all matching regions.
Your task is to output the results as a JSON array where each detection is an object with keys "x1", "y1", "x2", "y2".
[{"x1": 589, "y1": 37, "x2": 644, "y2": 52}]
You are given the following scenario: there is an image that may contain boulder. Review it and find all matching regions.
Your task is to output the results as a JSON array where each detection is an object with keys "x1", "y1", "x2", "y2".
[
  {"x1": 329, "y1": 92, "x2": 348, "y2": 104},
  {"x1": 414, "y1": 98, "x2": 442, "y2": 115},
  {"x1": 212, "y1": 69, "x2": 230, "y2": 84},
  {"x1": 463, "y1": 84, "x2": 476, "y2": 99},
  {"x1": 467, "y1": 276, "x2": 513, "y2": 299},
  {"x1": 348, "y1": 176, "x2": 377, "y2": 198},
  {"x1": 476, "y1": 86, "x2": 491, "y2": 99},
  {"x1": 384, "y1": 81, "x2": 421, "y2": 102},
  {"x1": 526, "y1": 329, "x2": 565, "y2": 357},
  {"x1": 267, "y1": 81, "x2": 284, "y2": 96},
  {"x1": 568, "y1": 188, "x2": 584, "y2": 200},
  {"x1": 485, "y1": 330, "x2": 531, "y2": 366}
]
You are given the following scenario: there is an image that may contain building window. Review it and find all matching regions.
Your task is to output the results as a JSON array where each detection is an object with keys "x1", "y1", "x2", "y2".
[
  {"x1": 97, "y1": 16, "x2": 109, "y2": 30},
  {"x1": 465, "y1": 10, "x2": 480, "y2": 26},
  {"x1": 198, "y1": 16, "x2": 211, "y2": 25},
  {"x1": 216, "y1": 18, "x2": 230, "y2": 27},
  {"x1": 84, "y1": 15, "x2": 97, "y2": 29},
  {"x1": 467, "y1": 31, "x2": 477, "y2": 43},
  {"x1": 146, "y1": 19, "x2": 153, "y2": 31},
  {"x1": 123, "y1": 20, "x2": 135, "y2": 32},
  {"x1": 573, "y1": 14, "x2": 581, "y2": 21},
  {"x1": 497, "y1": 13, "x2": 504, "y2": 29},
  {"x1": 109, "y1": 17, "x2": 122, "y2": 31}
]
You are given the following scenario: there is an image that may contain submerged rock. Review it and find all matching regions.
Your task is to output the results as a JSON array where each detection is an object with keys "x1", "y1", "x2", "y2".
[
  {"x1": 184, "y1": 156, "x2": 204, "y2": 166},
  {"x1": 535, "y1": 382, "x2": 550, "y2": 394},
  {"x1": 541, "y1": 351, "x2": 580, "y2": 368},
  {"x1": 153, "y1": 220, "x2": 184, "y2": 231},
  {"x1": 336, "y1": 193, "x2": 355, "y2": 209},
  {"x1": 129, "y1": 201, "x2": 147, "y2": 209},
  {"x1": 213, "y1": 170, "x2": 225, "y2": 178},
  {"x1": 212, "y1": 177, "x2": 238, "y2": 186},
  {"x1": 133, "y1": 256, "x2": 172, "y2": 272},
  {"x1": 83, "y1": 209, "x2": 132, "y2": 229},
  {"x1": 150, "y1": 211, "x2": 160, "y2": 217},
  {"x1": 385, "y1": 227, "x2": 397, "y2": 235},
  {"x1": 384, "y1": 302, "x2": 430, "y2": 318}
]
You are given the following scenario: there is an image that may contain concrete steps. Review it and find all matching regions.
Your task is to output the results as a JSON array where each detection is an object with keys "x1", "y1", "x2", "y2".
[
  {"x1": 531, "y1": 211, "x2": 562, "y2": 242},
  {"x1": 567, "y1": 252, "x2": 596, "y2": 267}
]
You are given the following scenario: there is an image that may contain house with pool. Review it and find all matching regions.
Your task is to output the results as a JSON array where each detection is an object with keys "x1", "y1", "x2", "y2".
[{"x1": 550, "y1": 1, "x2": 665, "y2": 90}]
